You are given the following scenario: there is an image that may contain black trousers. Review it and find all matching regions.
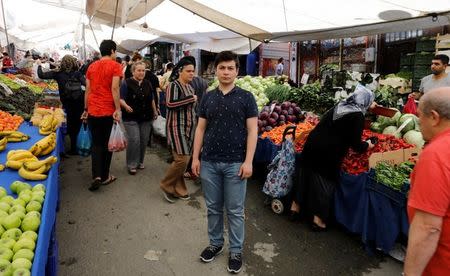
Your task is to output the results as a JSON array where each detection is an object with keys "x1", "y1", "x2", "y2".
[
  {"x1": 63, "y1": 99, "x2": 84, "y2": 153},
  {"x1": 88, "y1": 116, "x2": 114, "y2": 181}
]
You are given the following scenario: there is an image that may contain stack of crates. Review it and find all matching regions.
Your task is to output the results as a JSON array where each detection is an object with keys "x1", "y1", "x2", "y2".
[{"x1": 412, "y1": 38, "x2": 435, "y2": 91}]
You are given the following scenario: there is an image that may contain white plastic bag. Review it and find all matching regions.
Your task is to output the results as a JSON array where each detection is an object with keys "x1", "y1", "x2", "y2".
[
  {"x1": 108, "y1": 122, "x2": 127, "y2": 152},
  {"x1": 152, "y1": 116, "x2": 166, "y2": 137}
]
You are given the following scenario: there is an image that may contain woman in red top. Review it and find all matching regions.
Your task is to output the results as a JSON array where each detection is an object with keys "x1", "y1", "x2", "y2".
[
  {"x1": 1, "y1": 52, "x2": 13, "y2": 73},
  {"x1": 81, "y1": 40, "x2": 123, "y2": 191}
]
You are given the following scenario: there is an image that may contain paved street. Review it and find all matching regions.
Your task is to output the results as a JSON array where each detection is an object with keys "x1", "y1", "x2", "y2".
[{"x1": 56, "y1": 144, "x2": 403, "y2": 276}]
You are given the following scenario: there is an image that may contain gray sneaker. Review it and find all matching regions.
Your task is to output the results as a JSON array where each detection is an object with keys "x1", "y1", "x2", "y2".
[{"x1": 162, "y1": 191, "x2": 177, "y2": 203}]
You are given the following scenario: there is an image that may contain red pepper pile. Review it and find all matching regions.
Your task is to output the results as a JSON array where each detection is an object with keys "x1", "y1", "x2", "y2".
[{"x1": 342, "y1": 130, "x2": 414, "y2": 175}]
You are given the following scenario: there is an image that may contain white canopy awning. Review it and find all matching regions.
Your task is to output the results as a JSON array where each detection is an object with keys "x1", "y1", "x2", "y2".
[{"x1": 1, "y1": 0, "x2": 450, "y2": 55}]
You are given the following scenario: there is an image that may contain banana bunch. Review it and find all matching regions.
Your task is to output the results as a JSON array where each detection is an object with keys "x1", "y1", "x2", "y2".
[
  {"x1": 0, "y1": 136, "x2": 7, "y2": 152},
  {"x1": 29, "y1": 133, "x2": 56, "y2": 156},
  {"x1": 31, "y1": 108, "x2": 65, "y2": 129},
  {"x1": 0, "y1": 130, "x2": 30, "y2": 142},
  {"x1": 5, "y1": 150, "x2": 39, "y2": 170},
  {"x1": 19, "y1": 155, "x2": 58, "y2": 180},
  {"x1": 38, "y1": 114, "x2": 58, "y2": 135}
]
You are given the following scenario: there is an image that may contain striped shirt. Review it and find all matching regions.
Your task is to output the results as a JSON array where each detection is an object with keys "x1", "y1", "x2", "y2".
[{"x1": 166, "y1": 80, "x2": 196, "y2": 155}]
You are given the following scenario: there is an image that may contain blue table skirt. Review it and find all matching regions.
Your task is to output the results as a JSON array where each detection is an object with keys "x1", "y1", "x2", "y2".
[
  {"x1": 255, "y1": 138, "x2": 410, "y2": 253},
  {"x1": 335, "y1": 170, "x2": 410, "y2": 253},
  {"x1": 0, "y1": 123, "x2": 63, "y2": 276}
]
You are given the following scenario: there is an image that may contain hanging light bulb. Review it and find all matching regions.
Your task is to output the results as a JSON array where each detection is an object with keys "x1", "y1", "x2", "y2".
[{"x1": 142, "y1": 0, "x2": 149, "y2": 29}]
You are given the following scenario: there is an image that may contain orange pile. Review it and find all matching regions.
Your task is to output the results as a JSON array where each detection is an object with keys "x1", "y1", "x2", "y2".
[
  {"x1": 0, "y1": 110, "x2": 24, "y2": 131},
  {"x1": 261, "y1": 122, "x2": 314, "y2": 145}
]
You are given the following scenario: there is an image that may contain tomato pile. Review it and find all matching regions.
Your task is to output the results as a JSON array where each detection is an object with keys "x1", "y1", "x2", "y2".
[
  {"x1": 342, "y1": 130, "x2": 414, "y2": 175},
  {"x1": 0, "y1": 110, "x2": 24, "y2": 131}
]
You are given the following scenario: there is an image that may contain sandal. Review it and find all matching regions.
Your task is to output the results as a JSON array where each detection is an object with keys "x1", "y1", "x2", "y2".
[
  {"x1": 102, "y1": 175, "x2": 117, "y2": 185},
  {"x1": 89, "y1": 178, "x2": 102, "y2": 191},
  {"x1": 138, "y1": 164, "x2": 145, "y2": 170},
  {"x1": 311, "y1": 223, "x2": 327, "y2": 232},
  {"x1": 128, "y1": 168, "x2": 137, "y2": 175}
]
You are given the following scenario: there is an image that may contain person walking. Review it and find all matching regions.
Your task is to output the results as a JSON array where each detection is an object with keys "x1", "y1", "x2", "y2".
[
  {"x1": 191, "y1": 51, "x2": 258, "y2": 274},
  {"x1": 81, "y1": 40, "x2": 123, "y2": 191},
  {"x1": 404, "y1": 87, "x2": 450, "y2": 276},
  {"x1": 37, "y1": 55, "x2": 85, "y2": 155},
  {"x1": 120, "y1": 61, "x2": 157, "y2": 175},
  {"x1": 160, "y1": 57, "x2": 197, "y2": 202}
]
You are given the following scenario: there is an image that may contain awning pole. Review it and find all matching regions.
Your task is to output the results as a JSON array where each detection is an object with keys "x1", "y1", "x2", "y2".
[
  {"x1": 111, "y1": 0, "x2": 120, "y2": 40},
  {"x1": 1, "y1": 0, "x2": 11, "y2": 56},
  {"x1": 82, "y1": 23, "x2": 86, "y2": 62},
  {"x1": 89, "y1": 22, "x2": 99, "y2": 49},
  {"x1": 248, "y1": 38, "x2": 252, "y2": 53},
  {"x1": 339, "y1": 38, "x2": 344, "y2": 70}
]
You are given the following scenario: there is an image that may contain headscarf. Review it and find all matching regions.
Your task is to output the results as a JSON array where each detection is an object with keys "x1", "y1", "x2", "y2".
[
  {"x1": 169, "y1": 56, "x2": 195, "y2": 82},
  {"x1": 333, "y1": 84, "x2": 374, "y2": 121},
  {"x1": 59, "y1": 55, "x2": 78, "y2": 73}
]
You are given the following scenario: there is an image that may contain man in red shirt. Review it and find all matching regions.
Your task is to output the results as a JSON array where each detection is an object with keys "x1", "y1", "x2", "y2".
[
  {"x1": 404, "y1": 87, "x2": 450, "y2": 275},
  {"x1": 81, "y1": 40, "x2": 123, "y2": 191}
]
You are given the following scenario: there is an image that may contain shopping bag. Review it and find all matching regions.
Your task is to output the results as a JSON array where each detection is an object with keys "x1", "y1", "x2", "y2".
[
  {"x1": 403, "y1": 97, "x2": 417, "y2": 115},
  {"x1": 152, "y1": 115, "x2": 166, "y2": 137},
  {"x1": 108, "y1": 122, "x2": 127, "y2": 152},
  {"x1": 76, "y1": 123, "x2": 92, "y2": 156},
  {"x1": 263, "y1": 138, "x2": 296, "y2": 198}
]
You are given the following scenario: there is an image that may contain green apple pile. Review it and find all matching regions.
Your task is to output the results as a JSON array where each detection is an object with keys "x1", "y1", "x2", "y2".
[{"x1": 0, "y1": 181, "x2": 46, "y2": 275}]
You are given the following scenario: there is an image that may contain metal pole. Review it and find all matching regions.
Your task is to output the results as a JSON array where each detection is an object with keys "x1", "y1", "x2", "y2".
[
  {"x1": 82, "y1": 23, "x2": 86, "y2": 62},
  {"x1": 1, "y1": 0, "x2": 11, "y2": 56},
  {"x1": 89, "y1": 23, "x2": 99, "y2": 49},
  {"x1": 339, "y1": 38, "x2": 344, "y2": 71},
  {"x1": 111, "y1": 0, "x2": 120, "y2": 40},
  {"x1": 248, "y1": 38, "x2": 252, "y2": 53}
]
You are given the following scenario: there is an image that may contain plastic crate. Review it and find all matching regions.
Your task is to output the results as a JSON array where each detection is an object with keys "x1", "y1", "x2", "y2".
[
  {"x1": 367, "y1": 178, "x2": 407, "y2": 207},
  {"x1": 413, "y1": 66, "x2": 431, "y2": 79},
  {"x1": 400, "y1": 54, "x2": 415, "y2": 66},
  {"x1": 414, "y1": 53, "x2": 435, "y2": 65},
  {"x1": 416, "y1": 39, "x2": 436, "y2": 52}
]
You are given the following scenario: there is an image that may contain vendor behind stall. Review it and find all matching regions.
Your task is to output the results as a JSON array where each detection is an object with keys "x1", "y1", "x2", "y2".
[
  {"x1": 290, "y1": 85, "x2": 377, "y2": 230},
  {"x1": 411, "y1": 54, "x2": 450, "y2": 99}
]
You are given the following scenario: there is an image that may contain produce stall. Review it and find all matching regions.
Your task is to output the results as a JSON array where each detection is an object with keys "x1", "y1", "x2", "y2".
[
  {"x1": 248, "y1": 76, "x2": 422, "y2": 255},
  {"x1": 0, "y1": 111, "x2": 63, "y2": 275}
]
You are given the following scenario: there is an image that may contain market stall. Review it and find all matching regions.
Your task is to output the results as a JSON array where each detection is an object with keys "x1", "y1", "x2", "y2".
[
  {"x1": 246, "y1": 73, "x2": 424, "y2": 256},
  {"x1": 0, "y1": 109, "x2": 64, "y2": 275}
]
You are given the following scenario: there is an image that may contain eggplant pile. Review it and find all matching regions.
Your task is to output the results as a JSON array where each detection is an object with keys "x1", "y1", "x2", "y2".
[{"x1": 258, "y1": 101, "x2": 304, "y2": 133}]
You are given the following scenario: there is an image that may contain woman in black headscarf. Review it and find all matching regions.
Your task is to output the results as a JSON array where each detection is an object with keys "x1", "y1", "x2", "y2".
[
  {"x1": 160, "y1": 57, "x2": 198, "y2": 202},
  {"x1": 290, "y1": 85, "x2": 377, "y2": 230}
]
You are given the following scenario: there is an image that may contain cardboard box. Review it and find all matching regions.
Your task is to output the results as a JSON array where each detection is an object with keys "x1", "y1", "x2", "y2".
[{"x1": 369, "y1": 147, "x2": 422, "y2": 168}]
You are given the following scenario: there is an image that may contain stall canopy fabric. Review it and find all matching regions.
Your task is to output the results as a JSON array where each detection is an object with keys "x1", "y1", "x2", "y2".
[
  {"x1": 1, "y1": 0, "x2": 450, "y2": 54},
  {"x1": 172, "y1": 0, "x2": 450, "y2": 41}
]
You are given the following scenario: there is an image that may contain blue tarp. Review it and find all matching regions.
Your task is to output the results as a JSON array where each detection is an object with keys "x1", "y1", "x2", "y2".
[
  {"x1": 0, "y1": 123, "x2": 62, "y2": 276},
  {"x1": 335, "y1": 170, "x2": 409, "y2": 253}
]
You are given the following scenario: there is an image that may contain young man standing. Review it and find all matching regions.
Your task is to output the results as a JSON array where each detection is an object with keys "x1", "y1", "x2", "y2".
[
  {"x1": 192, "y1": 51, "x2": 258, "y2": 274},
  {"x1": 81, "y1": 40, "x2": 123, "y2": 191}
]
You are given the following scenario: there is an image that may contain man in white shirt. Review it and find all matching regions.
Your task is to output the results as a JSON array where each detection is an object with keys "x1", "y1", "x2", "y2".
[{"x1": 275, "y1": 57, "x2": 284, "y2": 76}]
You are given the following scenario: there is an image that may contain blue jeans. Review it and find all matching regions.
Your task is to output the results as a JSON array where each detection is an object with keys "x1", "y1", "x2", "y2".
[{"x1": 201, "y1": 161, "x2": 247, "y2": 254}]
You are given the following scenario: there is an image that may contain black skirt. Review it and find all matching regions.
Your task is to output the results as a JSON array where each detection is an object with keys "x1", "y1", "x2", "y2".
[{"x1": 293, "y1": 165, "x2": 337, "y2": 223}]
